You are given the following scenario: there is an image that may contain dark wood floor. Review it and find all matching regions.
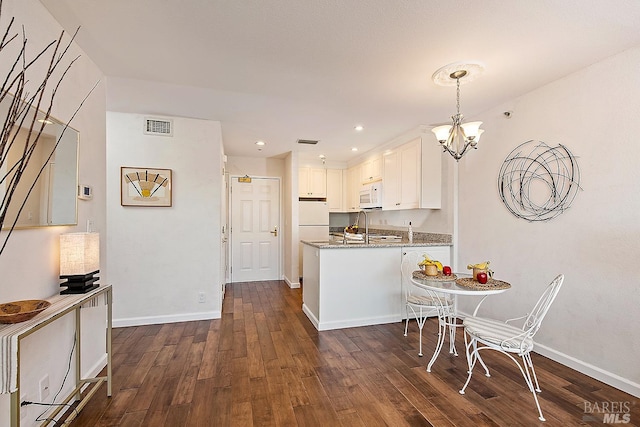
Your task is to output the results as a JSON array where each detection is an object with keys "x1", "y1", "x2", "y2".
[{"x1": 68, "y1": 281, "x2": 639, "y2": 426}]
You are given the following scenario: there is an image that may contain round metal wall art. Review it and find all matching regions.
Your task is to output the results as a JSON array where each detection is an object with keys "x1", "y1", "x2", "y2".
[{"x1": 497, "y1": 140, "x2": 581, "y2": 222}]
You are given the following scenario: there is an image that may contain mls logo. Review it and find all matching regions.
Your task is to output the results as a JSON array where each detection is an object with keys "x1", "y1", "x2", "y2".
[
  {"x1": 583, "y1": 401, "x2": 632, "y2": 424},
  {"x1": 602, "y1": 413, "x2": 631, "y2": 424}
]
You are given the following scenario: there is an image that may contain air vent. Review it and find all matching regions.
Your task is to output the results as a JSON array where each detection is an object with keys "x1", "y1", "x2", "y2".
[
  {"x1": 144, "y1": 118, "x2": 173, "y2": 136},
  {"x1": 297, "y1": 139, "x2": 319, "y2": 145}
]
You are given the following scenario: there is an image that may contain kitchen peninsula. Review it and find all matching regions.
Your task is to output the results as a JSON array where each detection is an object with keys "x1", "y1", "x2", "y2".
[{"x1": 301, "y1": 234, "x2": 451, "y2": 331}]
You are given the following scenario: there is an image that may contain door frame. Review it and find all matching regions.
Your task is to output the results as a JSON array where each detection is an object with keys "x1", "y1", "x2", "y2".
[{"x1": 228, "y1": 175, "x2": 283, "y2": 283}]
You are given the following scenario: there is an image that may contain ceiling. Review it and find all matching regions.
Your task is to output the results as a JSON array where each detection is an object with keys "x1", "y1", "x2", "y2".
[{"x1": 40, "y1": 0, "x2": 640, "y2": 163}]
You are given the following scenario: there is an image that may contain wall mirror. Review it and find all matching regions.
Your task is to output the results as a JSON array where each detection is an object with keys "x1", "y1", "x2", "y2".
[{"x1": 0, "y1": 93, "x2": 79, "y2": 230}]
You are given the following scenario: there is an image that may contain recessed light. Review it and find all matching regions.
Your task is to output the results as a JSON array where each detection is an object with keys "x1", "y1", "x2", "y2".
[
  {"x1": 351, "y1": 147, "x2": 358, "y2": 152},
  {"x1": 354, "y1": 125, "x2": 364, "y2": 131},
  {"x1": 255, "y1": 140, "x2": 265, "y2": 146},
  {"x1": 319, "y1": 154, "x2": 326, "y2": 159}
]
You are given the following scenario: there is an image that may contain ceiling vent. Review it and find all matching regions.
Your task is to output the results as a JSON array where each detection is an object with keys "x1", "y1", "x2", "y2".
[
  {"x1": 144, "y1": 117, "x2": 173, "y2": 136},
  {"x1": 297, "y1": 139, "x2": 319, "y2": 145}
]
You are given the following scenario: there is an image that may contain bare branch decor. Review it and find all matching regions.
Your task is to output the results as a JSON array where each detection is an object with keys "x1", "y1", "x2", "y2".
[
  {"x1": 0, "y1": 1, "x2": 97, "y2": 256},
  {"x1": 497, "y1": 140, "x2": 582, "y2": 222}
]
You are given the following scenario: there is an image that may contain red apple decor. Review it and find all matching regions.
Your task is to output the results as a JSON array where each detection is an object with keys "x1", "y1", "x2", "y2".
[
  {"x1": 476, "y1": 271, "x2": 488, "y2": 284},
  {"x1": 442, "y1": 266, "x2": 452, "y2": 276}
]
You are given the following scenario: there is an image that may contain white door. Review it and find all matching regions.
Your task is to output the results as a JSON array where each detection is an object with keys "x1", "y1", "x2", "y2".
[{"x1": 230, "y1": 177, "x2": 280, "y2": 282}]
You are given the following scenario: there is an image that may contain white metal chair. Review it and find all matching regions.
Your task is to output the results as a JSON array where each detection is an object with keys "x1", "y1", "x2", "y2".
[
  {"x1": 459, "y1": 274, "x2": 564, "y2": 422},
  {"x1": 401, "y1": 252, "x2": 453, "y2": 361}
]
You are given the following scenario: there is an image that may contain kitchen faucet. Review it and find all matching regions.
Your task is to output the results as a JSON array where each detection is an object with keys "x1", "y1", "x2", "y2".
[{"x1": 358, "y1": 210, "x2": 369, "y2": 244}]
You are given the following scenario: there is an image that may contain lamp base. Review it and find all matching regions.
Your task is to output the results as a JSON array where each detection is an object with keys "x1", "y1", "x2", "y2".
[
  {"x1": 61, "y1": 283, "x2": 100, "y2": 295},
  {"x1": 60, "y1": 271, "x2": 100, "y2": 294}
]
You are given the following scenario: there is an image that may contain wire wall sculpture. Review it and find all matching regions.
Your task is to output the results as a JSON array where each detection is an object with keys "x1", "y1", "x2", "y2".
[{"x1": 498, "y1": 140, "x2": 581, "y2": 222}]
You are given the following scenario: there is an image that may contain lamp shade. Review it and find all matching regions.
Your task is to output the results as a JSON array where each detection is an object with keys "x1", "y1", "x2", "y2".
[
  {"x1": 431, "y1": 125, "x2": 452, "y2": 142},
  {"x1": 59, "y1": 232, "x2": 100, "y2": 276},
  {"x1": 460, "y1": 121, "x2": 483, "y2": 139}
]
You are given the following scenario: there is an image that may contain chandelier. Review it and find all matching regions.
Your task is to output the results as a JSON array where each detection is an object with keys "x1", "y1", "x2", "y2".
[{"x1": 431, "y1": 63, "x2": 484, "y2": 161}]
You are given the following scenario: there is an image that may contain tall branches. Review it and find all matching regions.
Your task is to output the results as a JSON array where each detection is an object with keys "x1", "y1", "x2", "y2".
[{"x1": 0, "y1": 2, "x2": 95, "y2": 256}]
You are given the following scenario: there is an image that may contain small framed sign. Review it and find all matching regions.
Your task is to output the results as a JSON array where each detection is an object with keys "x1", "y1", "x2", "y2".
[{"x1": 121, "y1": 167, "x2": 172, "y2": 207}]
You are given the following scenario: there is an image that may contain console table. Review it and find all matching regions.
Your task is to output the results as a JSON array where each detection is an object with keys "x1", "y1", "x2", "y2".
[{"x1": 0, "y1": 284, "x2": 112, "y2": 426}]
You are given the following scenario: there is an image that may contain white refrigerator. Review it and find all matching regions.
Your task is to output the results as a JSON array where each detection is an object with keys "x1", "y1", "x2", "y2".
[{"x1": 299, "y1": 201, "x2": 330, "y2": 277}]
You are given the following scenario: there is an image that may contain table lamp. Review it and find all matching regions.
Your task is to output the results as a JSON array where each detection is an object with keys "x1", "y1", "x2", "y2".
[{"x1": 59, "y1": 232, "x2": 100, "y2": 294}]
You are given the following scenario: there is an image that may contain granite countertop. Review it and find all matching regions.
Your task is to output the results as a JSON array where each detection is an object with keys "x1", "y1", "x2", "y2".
[{"x1": 302, "y1": 231, "x2": 452, "y2": 249}]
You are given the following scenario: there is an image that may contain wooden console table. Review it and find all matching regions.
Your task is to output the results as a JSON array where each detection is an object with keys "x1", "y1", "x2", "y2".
[{"x1": 0, "y1": 285, "x2": 112, "y2": 426}]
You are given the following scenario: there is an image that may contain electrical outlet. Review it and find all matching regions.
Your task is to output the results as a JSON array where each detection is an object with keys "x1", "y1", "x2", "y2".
[
  {"x1": 198, "y1": 292, "x2": 205, "y2": 303},
  {"x1": 39, "y1": 374, "x2": 50, "y2": 401}
]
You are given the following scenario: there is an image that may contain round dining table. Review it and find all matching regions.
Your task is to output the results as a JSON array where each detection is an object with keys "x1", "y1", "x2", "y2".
[{"x1": 410, "y1": 273, "x2": 511, "y2": 372}]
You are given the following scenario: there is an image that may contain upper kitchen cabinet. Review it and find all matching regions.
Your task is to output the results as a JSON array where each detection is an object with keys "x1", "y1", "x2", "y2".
[
  {"x1": 326, "y1": 168, "x2": 346, "y2": 212},
  {"x1": 382, "y1": 136, "x2": 441, "y2": 210},
  {"x1": 360, "y1": 155, "x2": 382, "y2": 183},
  {"x1": 346, "y1": 164, "x2": 361, "y2": 212},
  {"x1": 419, "y1": 136, "x2": 442, "y2": 209},
  {"x1": 299, "y1": 167, "x2": 327, "y2": 198}
]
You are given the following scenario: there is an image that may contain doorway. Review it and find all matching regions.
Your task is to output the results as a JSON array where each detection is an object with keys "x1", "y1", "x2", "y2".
[{"x1": 230, "y1": 176, "x2": 281, "y2": 282}]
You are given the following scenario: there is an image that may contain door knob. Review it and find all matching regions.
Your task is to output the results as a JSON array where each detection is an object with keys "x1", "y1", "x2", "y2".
[{"x1": 270, "y1": 226, "x2": 278, "y2": 237}]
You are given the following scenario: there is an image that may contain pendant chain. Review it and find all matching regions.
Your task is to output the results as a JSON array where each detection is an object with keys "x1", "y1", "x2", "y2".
[{"x1": 456, "y1": 78, "x2": 461, "y2": 115}]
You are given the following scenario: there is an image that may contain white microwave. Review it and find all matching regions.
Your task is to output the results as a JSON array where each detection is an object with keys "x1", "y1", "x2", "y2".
[{"x1": 359, "y1": 182, "x2": 382, "y2": 209}]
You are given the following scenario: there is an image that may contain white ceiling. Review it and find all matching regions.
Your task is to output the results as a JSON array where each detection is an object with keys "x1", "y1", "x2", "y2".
[{"x1": 40, "y1": 0, "x2": 640, "y2": 163}]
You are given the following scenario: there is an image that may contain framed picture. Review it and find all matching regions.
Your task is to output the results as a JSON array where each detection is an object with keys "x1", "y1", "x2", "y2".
[{"x1": 121, "y1": 167, "x2": 172, "y2": 207}]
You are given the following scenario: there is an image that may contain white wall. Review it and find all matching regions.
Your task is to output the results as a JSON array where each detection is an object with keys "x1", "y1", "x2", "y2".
[
  {"x1": 0, "y1": 1, "x2": 106, "y2": 425},
  {"x1": 106, "y1": 112, "x2": 223, "y2": 326},
  {"x1": 226, "y1": 155, "x2": 285, "y2": 178},
  {"x1": 457, "y1": 46, "x2": 640, "y2": 396},
  {"x1": 284, "y1": 152, "x2": 299, "y2": 287}
]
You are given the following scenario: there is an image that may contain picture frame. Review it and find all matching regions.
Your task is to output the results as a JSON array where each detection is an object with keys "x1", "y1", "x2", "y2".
[{"x1": 121, "y1": 167, "x2": 172, "y2": 207}]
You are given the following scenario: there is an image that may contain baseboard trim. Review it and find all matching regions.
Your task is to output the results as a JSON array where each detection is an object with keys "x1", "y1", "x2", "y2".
[
  {"x1": 302, "y1": 304, "x2": 319, "y2": 329},
  {"x1": 113, "y1": 310, "x2": 221, "y2": 328},
  {"x1": 283, "y1": 274, "x2": 300, "y2": 289},
  {"x1": 534, "y1": 343, "x2": 640, "y2": 398},
  {"x1": 316, "y1": 314, "x2": 400, "y2": 331}
]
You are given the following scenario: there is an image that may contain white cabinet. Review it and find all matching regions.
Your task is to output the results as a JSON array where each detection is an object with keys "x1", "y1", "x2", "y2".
[
  {"x1": 346, "y1": 164, "x2": 361, "y2": 212},
  {"x1": 299, "y1": 167, "x2": 327, "y2": 198},
  {"x1": 420, "y1": 136, "x2": 442, "y2": 209},
  {"x1": 383, "y1": 138, "x2": 421, "y2": 210},
  {"x1": 326, "y1": 169, "x2": 346, "y2": 212},
  {"x1": 360, "y1": 156, "x2": 382, "y2": 183},
  {"x1": 383, "y1": 136, "x2": 442, "y2": 210},
  {"x1": 302, "y1": 244, "x2": 402, "y2": 330}
]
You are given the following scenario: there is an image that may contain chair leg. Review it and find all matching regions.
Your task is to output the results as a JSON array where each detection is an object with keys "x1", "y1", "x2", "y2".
[
  {"x1": 416, "y1": 307, "x2": 427, "y2": 357},
  {"x1": 404, "y1": 311, "x2": 409, "y2": 337},
  {"x1": 447, "y1": 313, "x2": 458, "y2": 356},
  {"x1": 525, "y1": 353, "x2": 542, "y2": 392},
  {"x1": 405, "y1": 305, "x2": 427, "y2": 357},
  {"x1": 475, "y1": 342, "x2": 491, "y2": 377},
  {"x1": 519, "y1": 354, "x2": 546, "y2": 421},
  {"x1": 426, "y1": 312, "x2": 446, "y2": 372},
  {"x1": 459, "y1": 335, "x2": 478, "y2": 394}
]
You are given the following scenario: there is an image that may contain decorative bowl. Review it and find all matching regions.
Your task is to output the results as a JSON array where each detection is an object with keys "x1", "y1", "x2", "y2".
[{"x1": 0, "y1": 300, "x2": 51, "y2": 324}]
